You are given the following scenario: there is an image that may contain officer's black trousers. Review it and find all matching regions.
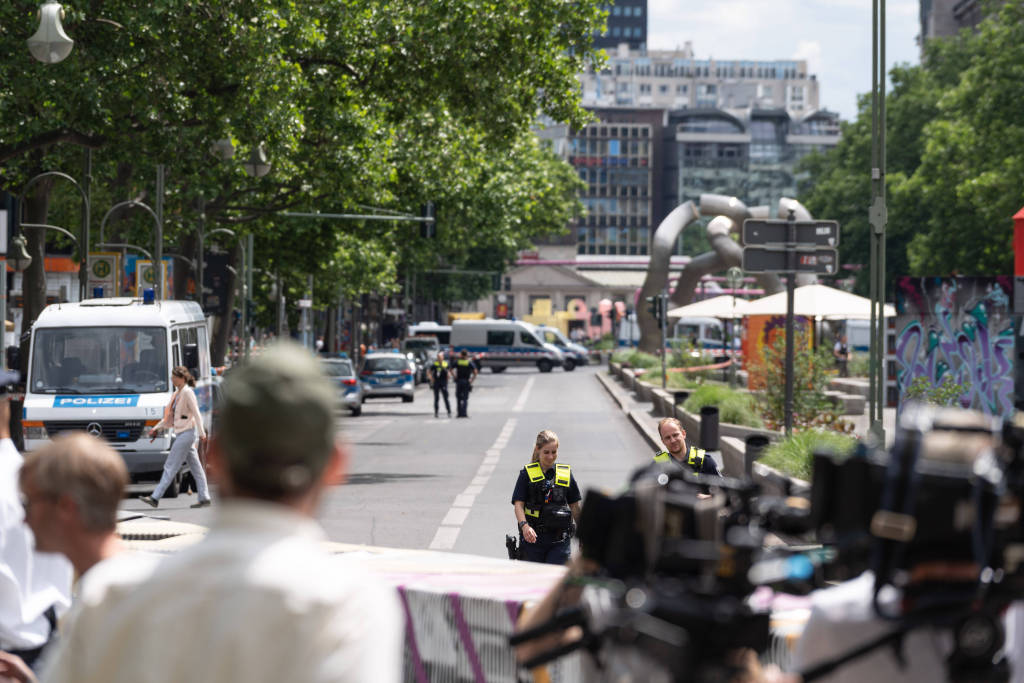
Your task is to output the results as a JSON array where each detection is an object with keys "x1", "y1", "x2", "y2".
[
  {"x1": 520, "y1": 533, "x2": 570, "y2": 565},
  {"x1": 455, "y1": 380, "x2": 471, "y2": 417},
  {"x1": 433, "y1": 383, "x2": 450, "y2": 415}
]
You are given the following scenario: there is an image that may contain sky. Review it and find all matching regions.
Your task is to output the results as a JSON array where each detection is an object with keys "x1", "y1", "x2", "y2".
[{"x1": 646, "y1": 0, "x2": 921, "y2": 121}]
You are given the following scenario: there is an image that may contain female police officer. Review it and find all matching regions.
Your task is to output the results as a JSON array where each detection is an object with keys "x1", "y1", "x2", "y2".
[{"x1": 511, "y1": 430, "x2": 581, "y2": 564}]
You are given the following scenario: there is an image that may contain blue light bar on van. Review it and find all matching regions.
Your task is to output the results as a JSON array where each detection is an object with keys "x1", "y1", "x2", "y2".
[
  {"x1": 92, "y1": 286, "x2": 104, "y2": 298},
  {"x1": 143, "y1": 288, "x2": 155, "y2": 304}
]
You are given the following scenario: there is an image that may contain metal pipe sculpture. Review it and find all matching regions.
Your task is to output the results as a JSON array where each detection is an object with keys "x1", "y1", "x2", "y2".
[{"x1": 637, "y1": 194, "x2": 818, "y2": 352}]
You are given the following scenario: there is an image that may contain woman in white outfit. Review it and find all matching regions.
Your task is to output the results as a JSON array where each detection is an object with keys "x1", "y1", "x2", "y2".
[{"x1": 140, "y1": 366, "x2": 210, "y2": 508}]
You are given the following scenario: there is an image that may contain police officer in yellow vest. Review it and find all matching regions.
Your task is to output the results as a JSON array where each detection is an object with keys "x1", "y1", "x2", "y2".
[
  {"x1": 428, "y1": 351, "x2": 452, "y2": 418},
  {"x1": 452, "y1": 350, "x2": 478, "y2": 418},
  {"x1": 652, "y1": 417, "x2": 721, "y2": 477},
  {"x1": 511, "y1": 430, "x2": 581, "y2": 564}
]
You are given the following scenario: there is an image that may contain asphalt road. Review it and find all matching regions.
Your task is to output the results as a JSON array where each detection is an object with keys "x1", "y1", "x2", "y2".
[{"x1": 121, "y1": 364, "x2": 653, "y2": 560}]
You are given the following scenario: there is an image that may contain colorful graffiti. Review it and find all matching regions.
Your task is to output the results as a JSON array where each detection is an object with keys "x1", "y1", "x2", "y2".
[{"x1": 894, "y1": 276, "x2": 1014, "y2": 415}]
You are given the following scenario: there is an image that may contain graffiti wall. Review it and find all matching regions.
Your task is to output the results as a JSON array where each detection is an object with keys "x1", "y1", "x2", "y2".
[{"x1": 894, "y1": 276, "x2": 1014, "y2": 416}]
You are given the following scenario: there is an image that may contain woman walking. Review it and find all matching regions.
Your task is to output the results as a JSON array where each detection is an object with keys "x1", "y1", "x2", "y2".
[
  {"x1": 511, "y1": 430, "x2": 581, "y2": 565},
  {"x1": 140, "y1": 367, "x2": 211, "y2": 508}
]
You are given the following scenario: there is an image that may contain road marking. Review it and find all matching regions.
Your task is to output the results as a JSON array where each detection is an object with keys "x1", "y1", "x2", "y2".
[
  {"x1": 512, "y1": 378, "x2": 534, "y2": 413},
  {"x1": 429, "y1": 417, "x2": 517, "y2": 550}
]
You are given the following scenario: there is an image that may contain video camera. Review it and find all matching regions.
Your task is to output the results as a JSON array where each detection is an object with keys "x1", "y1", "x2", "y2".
[
  {"x1": 512, "y1": 463, "x2": 816, "y2": 681},
  {"x1": 512, "y1": 403, "x2": 1024, "y2": 682},
  {"x1": 801, "y1": 404, "x2": 1024, "y2": 681}
]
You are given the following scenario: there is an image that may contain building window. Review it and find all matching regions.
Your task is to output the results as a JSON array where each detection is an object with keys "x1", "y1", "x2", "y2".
[
  {"x1": 676, "y1": 84, "x2": 688, "y2": 94},
  {"x1": 659, "y1": 84, "x2": 668, "y2": 94}
]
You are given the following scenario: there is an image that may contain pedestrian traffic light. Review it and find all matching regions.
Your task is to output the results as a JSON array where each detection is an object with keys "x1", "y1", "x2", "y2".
[{"x1": 420, "y1": 201, "x2": 436, "y2": 239}]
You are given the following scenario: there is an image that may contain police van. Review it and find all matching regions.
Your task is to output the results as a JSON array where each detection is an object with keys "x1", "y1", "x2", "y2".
[
  {"x1": 450, "y1": 319, "x2": 565, "y2": 373},
  {"x1": 22, "y1": 297, "x2": 213, "y2": 496}
]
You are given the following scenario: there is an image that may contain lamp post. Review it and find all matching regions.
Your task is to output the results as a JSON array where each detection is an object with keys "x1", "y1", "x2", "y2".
[
  {"x1": 19, "y1": 154, "x2": 91, "y2": 301},
  {"x1": 27, "y1": 1, "x2": 74, "y2": 64},
  {"x1": 99, "y1": 191, "x2": 164, "y2": 299}
]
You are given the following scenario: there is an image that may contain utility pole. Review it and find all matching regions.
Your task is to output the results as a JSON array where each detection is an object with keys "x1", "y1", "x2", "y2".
[{"x1": 868, "y1": 0, "x2": 888, "y2": 442}]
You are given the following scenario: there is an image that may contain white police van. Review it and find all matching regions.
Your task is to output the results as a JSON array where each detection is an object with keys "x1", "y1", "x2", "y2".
[
  {"x1": 22, "y1": 297, "x2": 213, "y2": 496},
  {"x1": 450, "y1": 319, "x2": 565, "y2": 373}
]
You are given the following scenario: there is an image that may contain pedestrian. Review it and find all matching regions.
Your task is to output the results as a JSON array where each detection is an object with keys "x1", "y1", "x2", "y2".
[
  {"x1": 0, "y1": 433, "x2": 161, "y2": 683},
  {"x1": 452, "y1": 349, "x2": 478, "y2": 418},
  {"x1": 140, "y1": 366, "x2": 211, "y2": 509},
  {"x1": 428, "y1": 351, "x2": 452, "y2": 418},
  {"x1": 833, "y1": 334, "x2": 850, "y2": 378},
  {"x1": 39, "y1": 342, "x2": 403, "y2": 683},
  {"x1": 0, "y1": 378, "x2": 72, "y2": 675},
  {"x1": 642, "y1": 417, "x2": 720, "y2": 480},
  {"x1": 511, "y1": 430, "x2": 581, "y2": 565}
]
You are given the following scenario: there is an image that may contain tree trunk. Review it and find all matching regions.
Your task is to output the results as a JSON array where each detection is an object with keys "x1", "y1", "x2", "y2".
[
  {"x1": 172, "y1": 232, "x2": 198, "y2": 301},
  {"x1": 210, "y1": 242, "x2": 240, "y2": 367}
]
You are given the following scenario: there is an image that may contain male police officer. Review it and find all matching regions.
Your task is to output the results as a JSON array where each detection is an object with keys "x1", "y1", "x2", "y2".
[
  {"x1": 452, "y1": 350, "x2": 478, "y2": 418},
  {"x1": 428, "y1": 351, "x2": 452, "y2": 418},
  {"x1": 653, "y1": 417, "x2": 720, "y2": 477}
]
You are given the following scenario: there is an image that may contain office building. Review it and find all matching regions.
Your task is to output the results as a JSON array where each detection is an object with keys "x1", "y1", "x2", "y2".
[{"x1": 593, "y1": 1, "x2": 647, "y2": 51}]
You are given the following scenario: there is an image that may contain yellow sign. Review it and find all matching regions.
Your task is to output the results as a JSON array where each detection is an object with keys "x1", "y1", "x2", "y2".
[{"x1": 86, "y1": 252, "x2": 121, "y2": 298}]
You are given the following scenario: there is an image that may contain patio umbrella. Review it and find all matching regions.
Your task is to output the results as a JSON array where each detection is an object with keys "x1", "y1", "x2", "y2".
[
  {"x1": 742, "y1": 283, "x2": 896, "y2": 319},
  {"x1": 666, "y1": 295, "x2": 752, "y2": 319}
]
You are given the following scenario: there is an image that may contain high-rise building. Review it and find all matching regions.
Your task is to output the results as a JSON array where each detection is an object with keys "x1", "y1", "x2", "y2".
[
  {"x1": 919, "y1": 0, "x2": 987, "y2": 42},
  {"x1": 593, "y1": 0, "x2": 647, "y2": 51}
]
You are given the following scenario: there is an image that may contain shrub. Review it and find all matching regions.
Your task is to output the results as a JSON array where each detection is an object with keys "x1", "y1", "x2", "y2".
[
  {"x1": 904, "y1": 375, "x2": 969, "y2": 406},
  {"x1": 759, "y1": 429, "x2": 857, "y2": 481},
  {"x1": 847, "y1": 352, "x2": 870, "y2": 377},
  {"x1": 591, "y1": 334, "x2": 617, "y2": 351},
  {"x1": 611, "y1": 349, "x2": 661, "y2": 370},
  {"x1": 683, "y1": 384, "x2": 763, "y2": 428},
  {"x1": 757, "y1": 329, "x2": 852, "y2": 432}
]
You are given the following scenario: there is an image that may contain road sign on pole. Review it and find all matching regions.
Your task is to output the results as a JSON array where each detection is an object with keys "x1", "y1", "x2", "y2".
[
  {"x1": 742, "y1": 247, "x2": 838, "y2": 274},
  {"x1": 743, "y1": 219, "x2": 840, "y2": 247}
]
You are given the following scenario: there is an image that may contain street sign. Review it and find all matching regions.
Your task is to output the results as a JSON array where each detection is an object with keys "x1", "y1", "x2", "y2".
[
  {"x1": 298, "y1": 299, "x2": 313, "y2": 309},
  {"x1": 742, "y1": 247, "x2": 839, "y2": 275},
  {"x1": 743, "y1": 219, "x2": 840, "y2": 247}
]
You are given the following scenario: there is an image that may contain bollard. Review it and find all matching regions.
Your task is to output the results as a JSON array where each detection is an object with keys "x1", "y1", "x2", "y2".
[
  {"x1": 744, "y1": 434, "x2": 770, "y2": 479},
  {"x1": 673, "y1": 390, "x2": 690, "y2": 406},
  {"x1": 699, "y1": 406, "x2": 719, "y2": 451}
]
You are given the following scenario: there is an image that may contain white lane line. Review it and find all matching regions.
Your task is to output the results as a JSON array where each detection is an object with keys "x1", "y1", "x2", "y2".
[
  {"x1": 512, "y1": 378, "x2": 534, "y2": 413},
  {"x1": 429, "y1": 417, "x2": 517, "y2": 550}
]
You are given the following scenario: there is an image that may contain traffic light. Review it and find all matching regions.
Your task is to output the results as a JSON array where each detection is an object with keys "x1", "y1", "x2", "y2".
[
  {"x1": 420, "y1": 201, "x2": 436, "y2": 239},
  {"x1": 645, "y1": 295, "x2": 662, "y2": 325}
]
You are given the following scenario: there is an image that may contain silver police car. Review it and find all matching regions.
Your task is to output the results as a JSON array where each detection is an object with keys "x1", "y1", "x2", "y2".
[{"x1": 359, "y1": 351, "x2": 415, "y2": 403}]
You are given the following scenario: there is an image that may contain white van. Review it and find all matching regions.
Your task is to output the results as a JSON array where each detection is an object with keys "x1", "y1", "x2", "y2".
[
  {"x1": 528, "y1": 324, "x2": 589, "y2": 370},
  {"x1": 669, "y1": 316, "x2": 727, "y2": 350},
  {"x1": 450, "y1": 319, "x2": 565, "y2": 373},
  {"x1": 22, "y1": 298, "x2": 213, "y2": 496},
  {"x1": 408, "y1": 321, "x2": 451, "y2": 347}
]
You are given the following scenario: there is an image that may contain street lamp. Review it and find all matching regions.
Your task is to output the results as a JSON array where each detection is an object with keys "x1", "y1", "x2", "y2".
[
  {"x1": 27, "y1": 2, "x2": 74, "y2": 64},
  {"x1": 8, "y1": 235, "x2": 33, "y2": 273},
  {"x1": 241, "y1": 144, "x2": 271, "y2": 178},
  {"x1": 19, "y1": 161, "x2": 91, "y2": 301}
]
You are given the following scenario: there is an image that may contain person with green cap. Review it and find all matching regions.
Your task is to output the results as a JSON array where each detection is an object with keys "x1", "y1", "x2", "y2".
[{"x1": 41, "y1": 342, "x2": 403, "y2": 683}]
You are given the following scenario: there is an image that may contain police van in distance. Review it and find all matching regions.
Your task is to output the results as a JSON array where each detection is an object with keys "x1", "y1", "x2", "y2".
[
  {"x1": 449, "y1": 319, "x2": 566, "y2": 373},
  {"x1": 22, "y1": 297, "x2": 213, "y2": 497}
]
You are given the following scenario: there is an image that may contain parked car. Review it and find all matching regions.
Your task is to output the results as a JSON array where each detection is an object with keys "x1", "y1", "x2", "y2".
[
  {"x1": 359, "y1": 351, "x2": 415, "y2": 403},
  {"x1": 319, "y1": 356, "x2": 364, "y2": 416},
  {"x1": 406, "y1": 349, "x2": 432, "y2": 384}
]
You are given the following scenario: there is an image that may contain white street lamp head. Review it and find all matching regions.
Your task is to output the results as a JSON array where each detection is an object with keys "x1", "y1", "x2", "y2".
[
  {"x1": 242, "y1": 144, "x2": 271, "y2": 178},
  {"x1": 210, "y1": 138, "x2": 236, "y2": 160},
  {"x1": 8, "y1": 235, "x2": 33, "y2": 272},
  {"x1": 28, "y1": 2, "x2": 74, "y2": 64}
]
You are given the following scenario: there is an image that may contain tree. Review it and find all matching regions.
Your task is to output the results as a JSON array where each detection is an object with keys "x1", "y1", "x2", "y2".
[
  {"x1": 798, "y1": 2, "x2": 1024, "y2": 288},
  {"x1": 0, "y1": 0, "x2": 605, "y2": 361}
]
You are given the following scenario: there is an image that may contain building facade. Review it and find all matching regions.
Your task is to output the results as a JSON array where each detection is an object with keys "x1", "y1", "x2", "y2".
[
  {"x1": 593, "y1": 1, "x2": 647, "y2": 52},
  {"x1": 919, "y1": 0, "x2": 986, "y2": 42},
  {"x1": 473, "y1": 45, "x2": 839, "y2": 322}
]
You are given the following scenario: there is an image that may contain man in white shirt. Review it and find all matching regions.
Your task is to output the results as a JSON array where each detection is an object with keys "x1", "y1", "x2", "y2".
[
  {"x1": 42, "y1": 342, "x2": 403, "y2": 683},
  {"x1": 0, "y1": 379, "x2": 72, "y2": 673}
]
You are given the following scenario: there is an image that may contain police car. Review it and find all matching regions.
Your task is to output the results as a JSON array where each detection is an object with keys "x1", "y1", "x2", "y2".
[
  {"x1": 359, "y1": 350, "x2": 415, "y2": 403},
  {"x1": 319, "y1": 354, "x2": 364, "y2": 416}
]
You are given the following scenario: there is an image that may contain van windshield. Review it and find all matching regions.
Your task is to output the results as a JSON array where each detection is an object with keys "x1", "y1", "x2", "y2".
[{"x1": 30, "y1": 327, "x2": 169, "y2": 394}]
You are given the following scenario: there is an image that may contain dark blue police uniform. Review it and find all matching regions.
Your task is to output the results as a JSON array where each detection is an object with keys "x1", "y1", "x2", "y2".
[{"x1": 511, "y1": 462, "x2": 581, "y2": 565}]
